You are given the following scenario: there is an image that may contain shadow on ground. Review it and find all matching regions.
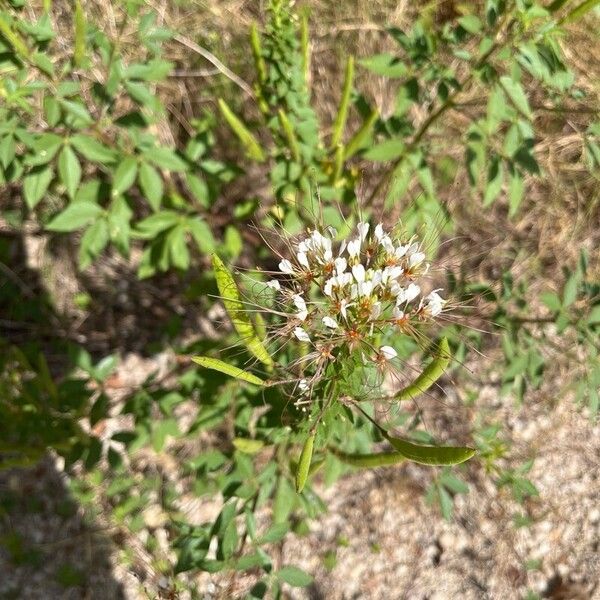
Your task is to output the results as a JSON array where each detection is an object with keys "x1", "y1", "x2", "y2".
[{"x1": 0, "y1": 457, "x2": 125, "y2": 600}]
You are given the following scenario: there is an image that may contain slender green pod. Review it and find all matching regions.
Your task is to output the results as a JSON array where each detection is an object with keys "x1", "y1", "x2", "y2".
[
  {"x1": 395, "y1": 337, "x2": 451, "y2": 401},
  {"x1": 277, "y1": 109, "x2": 301, "y2": 162},
  {"x1": 249, "y1": 23, "x2": 267, "y2": 85},
  {"x1": 0, "y1": 14, "x2": 30, "y2": 60},
  {"x1": 218, "y1": 99, "x2": 266, "y2": 162},
  {"x1": 332, "y1": 449, "x2": 406, "y2": 468},
  {"x1": 331, "y1": 56, "x2": 354, "y2": 149},
  {"x1": 295, "y1": 433, "x2": 315, "y2": 493},
  {"x1": 344, "y1": 109, "x2": 378, "y2": 159},
  {"x1": 300, "y1": 9, "x2": 310, "y2": 87},
  {"x1": 74, "y1": 0, "x2": 86, "y2": 67}
]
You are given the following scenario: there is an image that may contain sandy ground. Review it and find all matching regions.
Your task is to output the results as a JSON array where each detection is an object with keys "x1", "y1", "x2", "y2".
[{"x1": 2, "y1": 348, "x2": 599, "y2": 600}]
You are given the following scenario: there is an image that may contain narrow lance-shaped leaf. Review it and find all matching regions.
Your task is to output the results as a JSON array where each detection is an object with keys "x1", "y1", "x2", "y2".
[
  {"x1": 211, "y1": 254, "x2": 273, "y2": 368},
  {"x1": 277, "y1": 109, "x2": 300, "y2": 162},
  {"x1": 395, "y1": 337, "x2": 451, "y2": 401},
  {"x1": 295, "y1": 433, "x2": 315, "y2": 493},
  {"x1": 331, "y1": 56, "x2": 354, "y2": 149},
  {"x1": 218, "y1": 99, "x2": 265, "y2": 162},
  {"x1": 191, "y1": 356, "x2": 265, "y2": 386}
]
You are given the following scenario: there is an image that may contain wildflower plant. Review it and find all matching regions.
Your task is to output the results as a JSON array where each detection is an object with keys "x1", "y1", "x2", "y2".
[{"x1": 194, "y1": 218, "x2": 475, "y2": 494}]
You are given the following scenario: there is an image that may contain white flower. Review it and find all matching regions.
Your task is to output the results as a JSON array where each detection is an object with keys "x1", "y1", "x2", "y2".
[
  {"x1": 395, "y1": 282, "x2": 420, "y2": 304},
  {"x1": 393, "y1": 306, "x2": 405, "y2": 320},
  {"x1": 352, "y1": 263, "x2": 366, "y2": 283},
  {"x1": 379, "y1": 345, "x2": 398, "y2": 360},
  {"x1": 374, "y1": 223, "x2": 384, "y2": 241},
  {"x1": 293, "y1": 294, "x2": 308, "y2": 321},
  {"x1": 383, "y1": 265, "x2": 403, "y2": 281},
  {"x1": 334, "y1": 257, "x2": 347, "y2": 275},
  {"x1": 340, "y1": 299, "x2": 352, "y2": 319},
  {"x1": 394, "y1": 244, "x2": 409, "y2": 260},
  {"x1": 266, "y1": 279, "x2": 281, "y2": 291},
  {"x1": 423, "y1": 290, "x2": 446, "y2": 316},
  {"x1": 322, "y1": 316, "x2": 338, "y2": 329},
  {"x1": 279, "y1": 259, "x2": 294, "y2": 274},
  {"x1": 408, "y1": 251, "x2": 426, "y2": 268},
  {"x1": 294, "y1": 327, "x2": 311, "y2": 342},
  {"x1": 297, "y1": 251, "x2": 310, "y2": 269},
  {"x1": 298, "y1": 378, "x2": 309, "y2": 393},
  {"x1": 347, "y1": 238, "x2": 361, "y2": 259},
  {"x1": 357, "y1": 221, "x2": 370, "y2": 242}
]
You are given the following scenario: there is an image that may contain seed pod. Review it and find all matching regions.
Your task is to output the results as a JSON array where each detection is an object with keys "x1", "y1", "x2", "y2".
[{"x1": 295, "y1": 433, "x2": 315, "y2": 493}]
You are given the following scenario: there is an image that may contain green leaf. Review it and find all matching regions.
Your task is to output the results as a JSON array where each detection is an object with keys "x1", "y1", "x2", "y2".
[
  {"x1": 233, "y1": 438, "x2": 265, "y2": 454},
  {"x1": 295, "y1": 433, "x2": 315, "y2": 493},
  {"x1": 499, "y1": 76, "x2": 532, "y2": 119},
  {"x1": 363, "y1": 139, "x2": 405, "y2": 162},
  {"x1": 257, "y1": 523, "x2": 288, "y2": 545},
  {"x1": 395, "y1": 338, "x2": 451, "y2": 401},
  {"x1": 112, "y1": 156, "x2": 138, "y2": 196},
  {"x1": 26, "y1": 133, "x2": 62, "y2": 166},
  {"x1": 32, "y1": 52, "x2": 54, "y2": 76},
  {"x1": 136, "y1": 211, "x2": 179, "y2": 238},
  {"x1": 458, "y1": 15, "x2": 483, "y2": 34},
  {"x1": 138, "y1": 162, "x2": 163, "y2": 211},
  {"x1": 218, "y1": 99, "x2": 265, "y2": 162},
  {"x1": 188, "y1": 217, "x2": 216, "y2": 254},
  {"x1": 167, "y1": 225, "x2": 190, "y2": 270},
  {"x1": 186, "y1": 173, "x2": 210, "y2": 207},
  {"x1": 212, "y1": 254, "x2": 273, "y2": 368},
  {"x1": 79, "y1": 218, "x2": 109, "y2": 269},
  {"x1": 23, "y1": 166, "x2": 53, "y2": 209},
  {"x1": 563, "y1": 274, "x2": 578, "y2": 307},
  {"x1": 70, "y1": 135, "x2": 117, "y2": 164},
  {"x1": 508, "y1": 169, "x2": 525, "y2": 216},
  {"x1": 58, "y1": 145, "x2": 81, "y2": 199},
  {"x1": 588, "y1": 305, "x2": 600, "y2": 325},
  {"x1": 540, "y1": 292, "x2": 561, "y2": 312},
  {"x1": 0, "y1": 135, "x2": 15, "y2": 169},
  {"x1": 276, "y1": 566, "x2": 313, "y2": 587},
  {"x1": 191, "y1": 356, "x2": 265, "y2": 386},
  {"x1": 359, "y1": 53, "x2": 407, "y2": 77},
  {"x1": 59, "y1": 99, "x2": 93, "y2": 125},
  {"x1": 386, "y1": 436, "x2": 475, "y2": 466},
  {"x1": 483, "y1": 155, "x2": 503, "y2": 207},
  {"x1": 46, "y1": 201, "x2": 102, "y2": 232},
  {"x1": 146, "y1": 147, "x2": 188, "y2": 172}
]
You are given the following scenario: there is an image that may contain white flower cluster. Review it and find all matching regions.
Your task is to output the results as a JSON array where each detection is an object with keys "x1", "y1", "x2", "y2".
[{"x1": 267, "y1": 221, "x2": 446, "y2": 367}]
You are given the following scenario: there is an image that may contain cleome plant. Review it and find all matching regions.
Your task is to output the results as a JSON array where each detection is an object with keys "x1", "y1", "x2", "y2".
[{"x1": 193, "y1": 218, "x2": 475, "y2": 499}]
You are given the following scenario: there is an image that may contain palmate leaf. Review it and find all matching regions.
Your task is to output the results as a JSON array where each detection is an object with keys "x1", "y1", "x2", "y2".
[
  {"x1": 191, "y1": 356, "x2": 265, "y2": 386},
  {"x1": 395, "y1": 337, "x2": 451, "y2": 401},
  {"x1": 211, "y1": 254, "x2": 273, "y2": 368}
]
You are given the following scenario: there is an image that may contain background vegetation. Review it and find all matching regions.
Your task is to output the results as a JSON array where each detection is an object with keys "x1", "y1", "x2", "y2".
[{"x1": 1, "y1": 0, "x2": 599, "y2": 598}]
